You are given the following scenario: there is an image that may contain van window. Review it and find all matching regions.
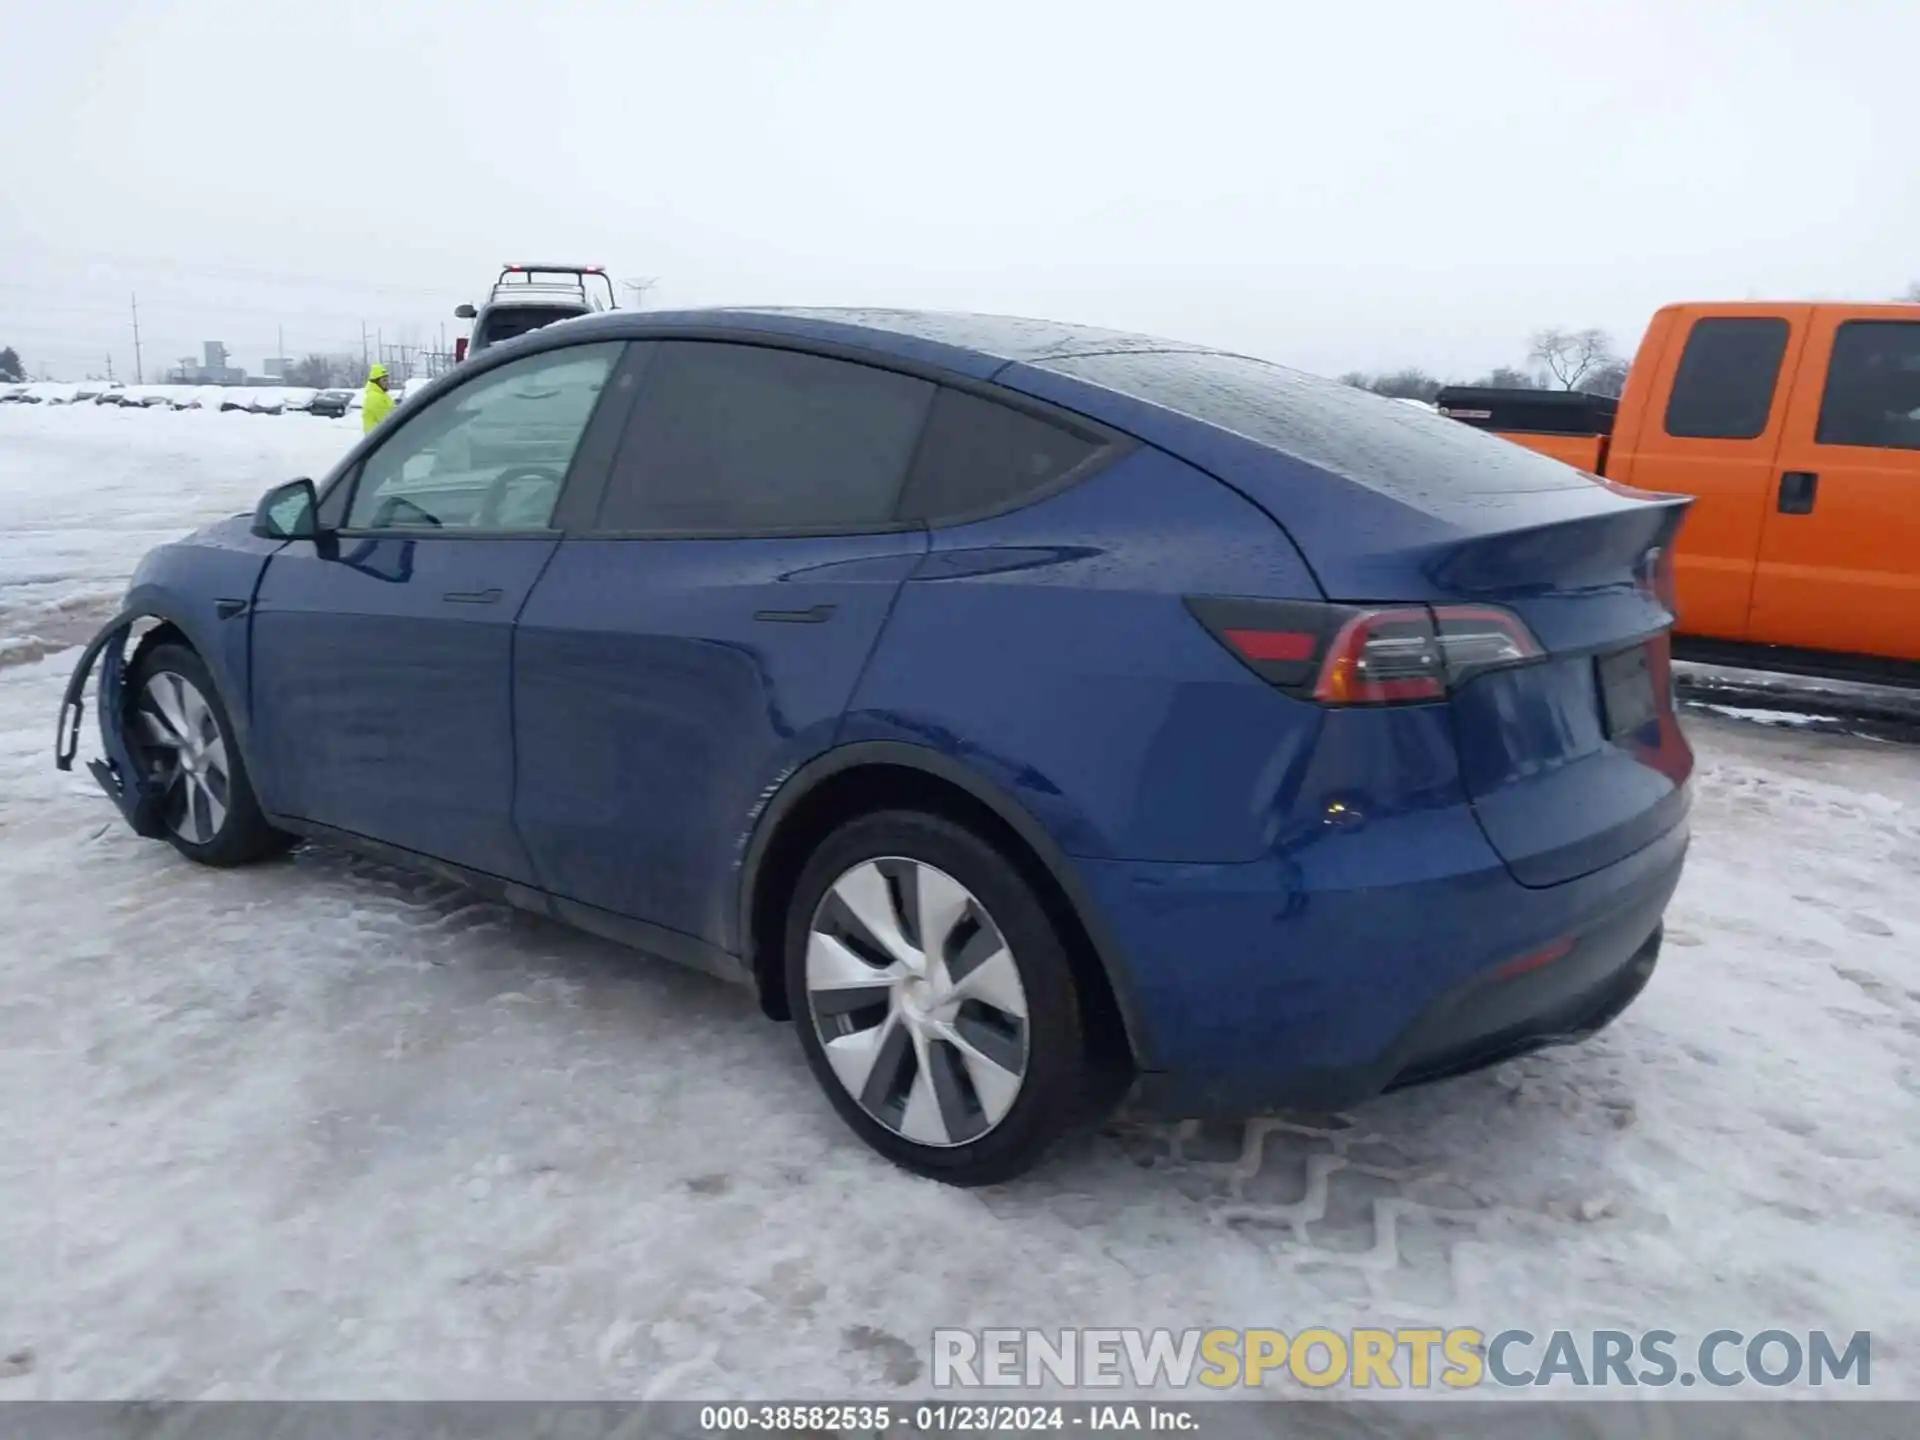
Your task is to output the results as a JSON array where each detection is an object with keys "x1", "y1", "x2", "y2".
[
  {"x1": 1663, "y1": 316, "x2": 1790, "y2": 440},
  {"x1": 1815, "y1": 320, "x2": 1920, "y2": 452}
]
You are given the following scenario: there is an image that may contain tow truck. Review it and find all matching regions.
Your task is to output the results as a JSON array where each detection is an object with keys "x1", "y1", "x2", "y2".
[{"x1": 453, "y1": 263, "x2": 618, "y2": 363}]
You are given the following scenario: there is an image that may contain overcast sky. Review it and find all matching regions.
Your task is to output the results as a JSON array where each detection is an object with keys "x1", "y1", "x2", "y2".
[{"x1": 3, "y1": 0, "x2": 1914, "y2": 382}]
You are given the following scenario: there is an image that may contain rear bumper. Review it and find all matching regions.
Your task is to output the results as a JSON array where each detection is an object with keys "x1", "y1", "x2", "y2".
[{"x1": 1077, "y1": 813, "x2": 1688, "y2": 1118}]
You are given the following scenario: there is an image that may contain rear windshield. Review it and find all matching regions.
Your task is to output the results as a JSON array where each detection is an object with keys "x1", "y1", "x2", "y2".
[
  {"x1": 475, "y1": 304, "x2": 587, "y2": 347},
  {"x1": 1037, "y1": 349, "x2": 1598, "y2": 501}
]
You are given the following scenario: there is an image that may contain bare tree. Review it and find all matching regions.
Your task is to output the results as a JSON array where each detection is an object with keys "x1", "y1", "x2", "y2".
[
  {"x1": 286, "y1": 353, "x2": 364, "y2": 388},
  {"x1": 1584, "y1": 358, "x2": 1632, "y2": 399},
  {"x1": 1529, "y1": 327, "x2": 1617, "y2": 390},
  {"x1": 1900, "y1": 281, "x2": 1920, "y2": 303},
  {"x1": 1370, "y1": 368, "x2": 1444, "y2": 402},
  {"x1": 1468, "y1": 365, "x2": 1539, "y2": 390},
  {"x1": 1338, "y1": 368, "x2": 1443, "y2": 402}
]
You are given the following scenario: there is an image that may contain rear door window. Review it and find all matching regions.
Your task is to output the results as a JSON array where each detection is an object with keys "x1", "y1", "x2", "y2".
[
  {"x1": 1815, "y1": 320, "x2": 1920, "y2": 451},
  {"x1": 595, "y1": 342, "x2": 933, "y2": 534},
  {"x1": 1663, "y1": 316, "x2": 1791, "y2": 440},
  {"x1": 897, "y1": 388, "x2": 1104, "y2": 523}
]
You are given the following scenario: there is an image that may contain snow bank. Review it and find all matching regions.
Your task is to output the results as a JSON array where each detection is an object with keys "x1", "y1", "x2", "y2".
[{"x1": 0, "y1": 404, "x2": 356, "y2": 654}]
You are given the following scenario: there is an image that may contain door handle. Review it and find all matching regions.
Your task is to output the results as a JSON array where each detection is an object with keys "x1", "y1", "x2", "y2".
[
  {"x1": 442, "y1": 587, "x2": 503, "y2": 605},
  {"x1": 214, "y1": 598, "x2": 249, "y2": 619},
  {"x1": 753, "y1": 603, "x2": 836, "y2": 623},
  {"x1": 1777, "y1": 471, "x2": 1819, "y2": 514}
]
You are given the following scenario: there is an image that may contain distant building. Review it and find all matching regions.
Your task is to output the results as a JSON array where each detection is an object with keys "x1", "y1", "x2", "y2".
[
  {"x1": 262, "y1": 356, "x2": 291, "y2": 378},
  {"x1": 171, "y1": 341, "x2": 247, "y2": 385}
]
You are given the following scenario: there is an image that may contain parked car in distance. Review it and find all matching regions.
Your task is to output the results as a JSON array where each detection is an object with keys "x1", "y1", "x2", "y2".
[
  {"x1": 309, "y1": 389, "x2": 352, "y2": 418},
  {"x1": 1437, "y1": 299, "x2": 1920, "y2": 683},
  {"x1": 57, "y1": 307, "x2": 1694, "y2": 1185}
]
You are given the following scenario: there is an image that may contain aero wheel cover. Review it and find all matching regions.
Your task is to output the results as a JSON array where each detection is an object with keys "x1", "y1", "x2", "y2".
[
  {"x1": 134, "y1": 670, "x2": 231, "y2": 845},
  {"x1": 805, "y1": 857, "x2": 1030, "y2": 1148}
]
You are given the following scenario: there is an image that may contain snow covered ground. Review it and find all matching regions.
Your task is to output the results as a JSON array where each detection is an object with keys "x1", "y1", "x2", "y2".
[{"x1": 2, "y1": 404, "x2": 1917, "y2": 1401}]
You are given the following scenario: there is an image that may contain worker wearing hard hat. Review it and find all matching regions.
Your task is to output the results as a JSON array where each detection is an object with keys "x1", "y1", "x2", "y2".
[{"x1": 362, "y1": 363, "x2": 395, "y2": 434}]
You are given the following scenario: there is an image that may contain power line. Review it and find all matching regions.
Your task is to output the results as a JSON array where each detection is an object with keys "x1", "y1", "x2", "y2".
[{"x1": 2, "y1": 248, "x2": 470, "y2": 299}]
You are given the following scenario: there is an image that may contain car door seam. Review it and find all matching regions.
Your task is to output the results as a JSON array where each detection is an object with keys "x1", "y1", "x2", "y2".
[
  {"x1": 504, "y1": 535, "x2": 569, "y2": 883},
  {"x1": 830, "y1": 525, "x2": 932, "y2": 747}
]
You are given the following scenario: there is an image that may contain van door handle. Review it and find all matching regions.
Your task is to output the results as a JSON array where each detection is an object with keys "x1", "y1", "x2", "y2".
[
  {"x1": 1777, "y1": 471, "x2": 1819, "y2": 514},
  {"x1": 753, "y1": 604, "x2": 836, "y2": 624},
  {"x1": 442, "y1": 587, "x2": 503, "y2": 605}
]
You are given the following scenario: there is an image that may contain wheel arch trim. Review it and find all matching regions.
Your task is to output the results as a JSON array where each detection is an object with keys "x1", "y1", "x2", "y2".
[{"x1": 736, "y1": 740, "x2": 1157, "y2": 1069}]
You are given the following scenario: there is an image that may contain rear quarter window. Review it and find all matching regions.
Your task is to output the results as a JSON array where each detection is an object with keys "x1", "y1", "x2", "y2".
[
  {"x1": 1663, "y1": 316, "x2": 1790, "y2": 440},
  {"x1": 897, "y1": 388, "x2": 1105, "y2": 523},
  {"x1": 1036, "y1": 349, "x2": 1596, "y2": 505},
  {"x1": 1815, "y1": 319, "x2": 1920, "y2": 451}
]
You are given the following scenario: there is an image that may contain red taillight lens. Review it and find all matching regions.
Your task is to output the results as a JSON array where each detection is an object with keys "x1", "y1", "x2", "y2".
[
  {"x1": 454, "y1": 337, "x2": 469, "y2": 362},
  {"x1": 1187, "y1": 597, "x2": 1541, "y2": 706}
]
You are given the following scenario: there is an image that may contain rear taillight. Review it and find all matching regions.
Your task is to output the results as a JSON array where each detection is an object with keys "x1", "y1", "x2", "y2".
[{"x1": 1187, "y1": 597, "x2": 1541, "y2": 706}]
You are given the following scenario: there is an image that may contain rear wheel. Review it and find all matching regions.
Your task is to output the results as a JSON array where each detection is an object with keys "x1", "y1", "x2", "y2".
[
  {"x1": 785, "y1": 810, "x2": 1099, "y2": 1185},
  {"x1": 127, "y1": 642, "x2": 295, "y2": 867}
]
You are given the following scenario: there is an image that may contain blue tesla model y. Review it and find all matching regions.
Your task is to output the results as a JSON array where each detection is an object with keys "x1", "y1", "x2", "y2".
[{"x1": 56, "y1": 308, "x2": 1693, "y2": 1184}]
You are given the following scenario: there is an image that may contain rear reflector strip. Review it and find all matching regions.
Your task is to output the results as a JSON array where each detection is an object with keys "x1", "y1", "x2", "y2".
[
  {"x1": 1220, "y1": 628, "x2": 1317, "y2": 662},
  {"x1": 1491, "y1": 936, "x2": 1576, "y2": 981}
]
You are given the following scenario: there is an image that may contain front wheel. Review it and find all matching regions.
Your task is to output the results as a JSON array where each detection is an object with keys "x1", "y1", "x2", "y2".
[
  {"x1": 126, "y1": 642, "x2": 295, "y2": 867},
  {"x1": 785, "y1": 810, "x2": 1100, "y2": 1185}
]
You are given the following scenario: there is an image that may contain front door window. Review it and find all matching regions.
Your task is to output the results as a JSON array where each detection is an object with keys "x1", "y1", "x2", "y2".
[{"x1": 347, "y1": 343, "x2": 623, "y2": 533}]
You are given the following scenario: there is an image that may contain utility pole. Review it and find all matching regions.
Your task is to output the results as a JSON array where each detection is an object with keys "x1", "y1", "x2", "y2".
[
  {"x1": 105, "y1": 352, "x2": 116, "y2": 382},
  {"x1": 130, "y1": 293, "x2": 144, "y2": 384},
  {"x1": 277, "y1": 324, "x2": 285, "y2": 373},
  {"x1": 361, "y1": 322, "x2": 370, "y2": 374},
  {"x1": 621, "y1": 277, "x2": 658, "y2": 309}
]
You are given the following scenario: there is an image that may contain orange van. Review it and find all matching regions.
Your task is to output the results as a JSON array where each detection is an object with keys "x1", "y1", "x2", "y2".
[{"x1": 1438, "y1": 302, "x2": 1920, "y2": 684}]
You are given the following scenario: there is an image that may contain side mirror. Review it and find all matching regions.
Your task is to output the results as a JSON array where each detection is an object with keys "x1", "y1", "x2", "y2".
[
  {"x1": 252, "y1": 477, "x2": 322, "y2": 540},
  {"x1": 454, "y1": 303, "x2": 476, "y2": 319}
]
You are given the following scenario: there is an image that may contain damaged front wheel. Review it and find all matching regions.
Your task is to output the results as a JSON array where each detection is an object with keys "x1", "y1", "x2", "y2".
[{"x1": 126, "y1": 642, "x2": 294, "y2": 867}]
